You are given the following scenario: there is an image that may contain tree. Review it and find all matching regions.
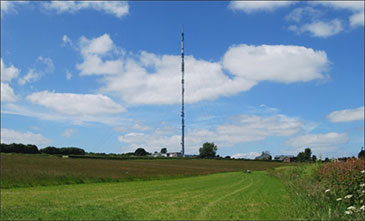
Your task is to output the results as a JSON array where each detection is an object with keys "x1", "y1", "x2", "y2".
[
  {"x1": 199, "y1": 142, "x2": 217, "y2": 159},
  {"x1": 312, "y1": 155, "x2": 317, "y2": 162},
  {"x1": 304, "y1": 148, "x2": 312, "y2": 161},
  {"x1": 160, "y1": 148, "x2": 167, "y2": 154},
  {"x1": 134, "y1": 148, "x2": 148, "y2": 156},
  {"x1": 297, "y1": 152, "x2": 306, "y2": 162},
  {"x1": 358, "y1": 146, "x2": 365, "y2": 159}
]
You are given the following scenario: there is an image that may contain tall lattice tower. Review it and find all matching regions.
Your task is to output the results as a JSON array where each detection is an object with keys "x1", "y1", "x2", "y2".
[{"x1": 181, "y1": 26, "x2": 185, "y2": 157}]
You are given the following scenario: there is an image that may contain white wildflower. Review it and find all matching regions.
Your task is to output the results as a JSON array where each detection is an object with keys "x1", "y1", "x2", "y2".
[
  {"x1": 344, "y1": 194, "x2": 353, "y2": 199},
  {"x1": 361, "y1": 183, "x2": 365, "y2": 187},
  {"x1": 360, "y1": 205, "x2": 365, "y2": 211},
  {"x1": 345, "y1": 210, "x2": 353, "y2": 215},
  {"x1": 325, "y1": 189, "x2": 330, "y2": 193},
  {"x1": 361, "y1": 170, "x2": 365, "y2": 174},
  {"x1": 347, "y1": 206, "x2": 356, "y2": 210},
  {"x1": 336, "y1": 198, "x2": 342, "y2": 201}
]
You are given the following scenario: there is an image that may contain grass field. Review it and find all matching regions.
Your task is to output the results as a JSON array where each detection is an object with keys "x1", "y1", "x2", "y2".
[
  {"x1": 0, "y1": 154, "x2": 288, "y2": 188},
  {"x1": 1, "y1": 171, "x2": 301, "y2": 220}
]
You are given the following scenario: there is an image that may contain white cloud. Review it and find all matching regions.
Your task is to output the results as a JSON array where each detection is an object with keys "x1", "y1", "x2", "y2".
[
  {"x1": 74, "y1": 34, "x2": 329, "y2": 105},
  {"x1": 77, "y1": 34, "x2": 123, "y2": 75},
  {"x1": 26, "y1": 91, "x2": 126, "y2": 115},
  {"x1": 349, "y1": 11, "x2": 364, "y2": 27},
  {"x1": 1, "y1": 128, "x2": 51, "y2": 147},
  {"x1": 118, "y1": 114, "x2": 307, "y2": 154},
  {"x1": 1, "y1": 1, "x2": 28, "y2": 15},
  {"x1": 286, "y1": 7, "x2": 322, "y2": 23},
  {"x1": 213, "y1": 114, "x2": 305, "y2": 146},
  {"x1": 311, "y1": 1, "x2": 364, "y2": 12},
  {"x1": 223, "y1": 44, "x2": 328, "y2": 83},
  {"x1": 101, "y1": 51, "x2": 255, "y2": 105},
  {"x1": 66, "y1": 70, "x2": 72, "y2": 80},
  {"x1": 231, "y1": 152, "x2": 261, "y2": 159},
  {"x1": 228, "y1": 1, "x2": 296, "y2": 14},
  {"x1": 327, "y1": 106, "x2": 364, "y2": 123},
  {"x1": 1, "y1": 58, "x2": 20, "y2": 82},
  {"x1": 310, "y1": 1, "x2": 364, "y2": 27},
  {"x1": 62, "y1": 35, "x2": 73, "y2": 47},
  {"x1": 81, "y1": 34, "x2": 328, "y2": 105},
  {"x1": 42, "y1": 1, "x2": 129, "y2": 18},
  {"x1": 62, "y1": 129, "x2": 78, "y2": 137},
  {"x1": 2, "y1": 103, "x2": 128, "y2": 126},
  {"x1": 289, "y1": 19, "x2": 343, "y2": 38},
  {"x1": 18, "y1": 56, "x2": 54, "y2": 85},
  {"x1": 37, "y1": 56, "x2": 55, "y2": 72},
  {"x1": 284, "y1": 132, "x2": 350, "y2": 155},
  {"x1": 1, "y1": 83, "x2": 18, "y2": 102},
  {"x1": 18, "y1": 69, "x2": 42, "y2": 85}
]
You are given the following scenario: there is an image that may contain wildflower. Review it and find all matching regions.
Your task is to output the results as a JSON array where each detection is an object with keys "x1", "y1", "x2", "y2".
[
  {"x1": 325, "y1": 189, "x2": 330, "y2": 193},
  {"x1": 336, "y1": 198, "x2": 342, "y2": 201},
  {"x1": 361, "y1": 170, "x2": 365, "y2": 174},
  {"x1": 360, "y1": 205, "x2": 365, "y2": 211},
  {"x1": 361, "y1": 183, "x2": 365, "y2": 187},
  {"x1": 347, "y1": 206, "x2": 356, "y2": 210},
  {"x1": 344, "y1": 194, "x2": 353, "y2": 199},
  {"x1": 345, "y1": 210, "x2": 353, "y2": 215}
]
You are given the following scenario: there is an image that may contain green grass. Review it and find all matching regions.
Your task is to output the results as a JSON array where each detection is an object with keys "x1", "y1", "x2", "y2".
[
  {"x1": 1, "y1": 153, "x2": 289, "y2": 188},
  {"x1": 1, "y1": 171, "x2": 300, "y2": 220}
]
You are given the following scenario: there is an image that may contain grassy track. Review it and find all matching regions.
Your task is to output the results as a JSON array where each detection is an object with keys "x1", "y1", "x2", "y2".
[
  {"x1": 1, "y1": 154, "x2": 288, "y2": 188},
  {"x1": 1, "y1": 172, "x2": 298, "y2": 220}
]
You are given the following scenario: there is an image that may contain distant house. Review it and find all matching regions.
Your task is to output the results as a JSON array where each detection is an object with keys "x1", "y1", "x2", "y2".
[
  {"x1": 167, "y1": 152, "x2": 183, "y2": 158},
  {"x1": 255, "y1": 152, "x2": 272, "y2": 160},
  {"x1": 274, "y1": 155, "x2": 295, "y2": 163},
  {"x1": 152, "y1": 152, "x2": 168, "y2": 157},
  {"x1": 152, "y1": 152, "x2": 161, "y2": 157}
]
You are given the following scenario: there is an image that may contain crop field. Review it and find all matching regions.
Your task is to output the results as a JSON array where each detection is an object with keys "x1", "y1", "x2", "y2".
[
  {"x1": 1, "y1": 171, "x2": 300, "y2": 220},
  {"x1": 0, "y1": 154, "x2": 288, "y2": 188}
]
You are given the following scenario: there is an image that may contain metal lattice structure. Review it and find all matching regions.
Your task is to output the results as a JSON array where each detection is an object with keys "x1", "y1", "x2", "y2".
[{"x1": 181, "y1": 26, "x2": 185, "y2": 157}]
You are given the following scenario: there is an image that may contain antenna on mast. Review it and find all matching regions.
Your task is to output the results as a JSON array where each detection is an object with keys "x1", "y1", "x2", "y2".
[{"x1": 181, "y1": 25, "x2": 185, "y2": 157}]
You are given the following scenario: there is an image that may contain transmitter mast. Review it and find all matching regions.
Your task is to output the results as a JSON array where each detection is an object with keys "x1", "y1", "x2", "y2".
[{"x1": 181, "y1": 26, "x2": 185, "y2": 157}]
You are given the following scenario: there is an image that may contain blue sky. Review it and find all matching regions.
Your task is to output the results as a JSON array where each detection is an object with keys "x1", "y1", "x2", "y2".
[{"x1": 1, "y1": 1, "x2": 364, "y2": 158}]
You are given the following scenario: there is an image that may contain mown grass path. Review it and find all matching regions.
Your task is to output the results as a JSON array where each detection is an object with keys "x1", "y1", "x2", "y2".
[{"x1": 1, "y1": 172, "x2": 297, "y2": 220}]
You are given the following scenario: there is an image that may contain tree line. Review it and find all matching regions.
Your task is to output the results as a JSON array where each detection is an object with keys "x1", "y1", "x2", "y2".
[{"x1": 0, "y1": 143, "x2": 85, "y2": 155}]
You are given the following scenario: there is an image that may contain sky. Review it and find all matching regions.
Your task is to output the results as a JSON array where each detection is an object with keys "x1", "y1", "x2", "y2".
[{"x1": 1, "y1": 1, "x2": 364, "y2": 159}]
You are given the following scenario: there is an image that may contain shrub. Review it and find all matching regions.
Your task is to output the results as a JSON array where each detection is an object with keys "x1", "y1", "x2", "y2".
[{"x1": 318, "y1": 158, "x2": 365, "y2": 218}]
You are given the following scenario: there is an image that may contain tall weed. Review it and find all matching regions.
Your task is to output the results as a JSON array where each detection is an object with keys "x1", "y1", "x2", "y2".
[{"x1": 270, "y1": 159, "x2": 365, "y2": 220}]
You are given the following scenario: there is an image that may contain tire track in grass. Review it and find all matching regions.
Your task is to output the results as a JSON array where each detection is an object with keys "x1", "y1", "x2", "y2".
[{"x1": 196, "y1": 174, "x2": 253, "y2": 219}]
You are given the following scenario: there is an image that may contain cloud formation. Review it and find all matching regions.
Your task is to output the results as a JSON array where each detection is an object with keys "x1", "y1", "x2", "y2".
[
  {"x1": 1, "y1": 59, "x2": 19, "y2": 102},
  {"x1": 289, "y1": 19, "x2": 343, "y2": 38},
  {"x1": 1, "y1": 83, "x2": 18, "y2": 102},
  {"x1": 231, "y1": 152, "x2": 261, "y2": 159},
  {"x1": 77, "y1": 34, "x2": 123, "y2": 75},
  {"x1": 228, "y1": 1, "x2": 296, "y2": 13},
  {"x1": 62, "y1": 128, "x2": 78, "y2": 137},
  {"x1": 327, "y1": 106, "x2": 364, "y2": 123},
  {"x1": 42, "y1": 1, "x2": 129, "y2": 18},
  {"x1": 1, "y1": 58, "x2": 20, "y2": 82},
  {"x1": 1, "y1": 128, "x2": 51, "y2": 147},
  {"x1": 311, "y1": 1, "x2": 364, "y2": 27},
  {"x1": 18, "y1": 56, "x2": 55, "y2": 85},
  {"x1": 284, "y1": 132, "x2": 349, "y2": 154},
  {"x1": 26, "y1": 91, "x2": 126, "y2": 115},
  {"x1": 118, "y1": 114, "x2": 307, "y2": 154},
  {"x1": 76, "y1": 34, "x2": 329, "y2": 105}
]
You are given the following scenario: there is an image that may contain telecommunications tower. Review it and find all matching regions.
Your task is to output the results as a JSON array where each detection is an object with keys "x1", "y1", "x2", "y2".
[{"x1": 181, "y1": 26, "x2": 185, "y2": 157}]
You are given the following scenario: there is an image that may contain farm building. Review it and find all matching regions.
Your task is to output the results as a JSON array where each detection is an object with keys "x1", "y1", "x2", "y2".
[
  {"x1": 255, "y1": 152, "x2": 272, "y2": 160},
  {"x1": 167, "y1": 152, "x2": 183, "y2": 158},
  {"x1": 152, "y1": 152, "x2": 181, "y2": 157},
  {"x1": 274, "y1": 155, "x2": 296, "y2": 163}
]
